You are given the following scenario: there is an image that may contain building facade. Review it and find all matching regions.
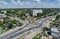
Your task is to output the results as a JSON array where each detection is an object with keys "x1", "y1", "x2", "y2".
[{"x1": 30, "y1": 9, "x2": 43, "y2": 16}]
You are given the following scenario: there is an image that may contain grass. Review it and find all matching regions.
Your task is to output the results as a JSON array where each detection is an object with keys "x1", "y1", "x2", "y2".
[
  {"x1": 33, "y1": 32, "x2": 48, "y2": 39},
  {"x1": 33, "y1": 33, "x2": 42, "y2": 39},
  {"x1": 17, "y1": 34, "x2": 26, "y2": 39},
  {"x1": 26, "y1": 31, "x2": 31, "y2": 35},
  {"x1": 0, "y1": 30, "x2": 7, "y2": 35}
]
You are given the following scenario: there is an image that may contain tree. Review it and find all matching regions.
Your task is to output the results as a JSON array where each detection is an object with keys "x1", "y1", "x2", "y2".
[
  {"x1": 0, "y1": 22, "x2": 4, "y2": 30},
  {"x1": 18, "y1": 22, "x2": 23, "y2": 27},
  {"x1": 56, "y1": 15, "x2": 60, "y2": 20}
]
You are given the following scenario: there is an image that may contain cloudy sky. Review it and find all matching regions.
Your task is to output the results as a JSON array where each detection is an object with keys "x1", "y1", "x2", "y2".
[{"x1": 0, "y1": 0, "x2": 60, "y2": 9}]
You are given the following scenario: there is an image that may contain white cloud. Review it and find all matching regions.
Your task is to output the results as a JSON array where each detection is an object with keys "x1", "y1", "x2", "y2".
[
  {"x1": 33, "y1": 0, "x2": 41, "y2": 3},
  {"x1": 17, "y1": 0, "x2": 23, "y2": 5},
  {"x1": 57, "y1": 0, "x2": 60, "y2": 2},
  {"x1": 11, "y1": 0, "x2": 23, "y2": 5},
  {"x1": 11, "y1": 0, "x2": 31, "y2": 5},
  {"x1": 0, "y1": 1, "x2": 8, "y2": 4},
  {"x1": 11, "y1": 0, "x2": 15, "y2": 3},
  {"x1": 17, "y1": 0, "x2": 21, "y2": 3},
  {"x1": 34, "y1": 0, "x2": 41, "y2": 1},
  {"x1": 3, "y1": 2, "x2": 8, "y2": 4},
  {"x1": 11, "y1": 0, "x2": 17, "y2": 4},
  {"x1": 0, "y1": 0, "x2": 60, "y2": 8}
]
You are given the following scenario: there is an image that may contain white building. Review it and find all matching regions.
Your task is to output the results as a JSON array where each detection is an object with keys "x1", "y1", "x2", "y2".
[
  {"x1": 25, "y1": 13, "x2": 30, "y2": 19},
  {"x1": 0, "y1": 14, "x2": 6, "y2": 18},
  {"x1": 51, "y1": 27, "x2": 60, "y2": 37},
  {"x1": 30, "y1": 9, "x2": 43, "y2": 16},
  {"x1": 1, "y1": 10, "x2": 7, "y2": 14}
]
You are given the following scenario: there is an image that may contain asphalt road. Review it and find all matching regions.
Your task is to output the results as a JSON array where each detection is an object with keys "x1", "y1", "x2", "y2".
[
  {"x1": 0, "y1": 23, "x2": 30, "y2": 39},
  {"x1": 0, "y1": 17, "x2": 53, "y2": 39}
]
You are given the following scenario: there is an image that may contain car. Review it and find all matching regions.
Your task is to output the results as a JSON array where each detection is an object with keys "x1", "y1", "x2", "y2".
[
  {"x1": 19, "y1": 28, "x2": 22, "y2": 30},
  {"x1": 28, "y1": 28, "x2": 31, "y2": 30}
]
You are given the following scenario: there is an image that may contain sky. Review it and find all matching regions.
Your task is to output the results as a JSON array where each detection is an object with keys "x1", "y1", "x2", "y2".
[{"x1": 0, "y1": 0, "x2": 60, "y2": 9}]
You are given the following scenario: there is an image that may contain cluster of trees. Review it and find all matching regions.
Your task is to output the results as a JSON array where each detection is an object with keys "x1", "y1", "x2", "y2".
[
  {"x1": 0, "y1": 18, "x2": 23, "y2": 30},
  {"x1": 50, "y1": 15, "x2": 60, "y2": 27},
  {"x1": 5, "y1": 9, "x2": 30, "y2": 20},
  {"x1": 0, "y1": 21, "x2": 4, "y2": 30},
  {"x1": 56, "y1": 15, "x2": 60, "y2": 20},
  {"x1": 34, "y1": 8, "x2": 60, "y2": 19}
]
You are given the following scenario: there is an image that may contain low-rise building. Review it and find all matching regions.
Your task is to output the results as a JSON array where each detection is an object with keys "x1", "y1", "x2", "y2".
[
  {"x1": 0, "y1": 14, "x2": 6, "y2": 18},
  {"x1": 25, "y1": 13, "x2": 30, "y2": 19},
  {"x1": 51, "y1": 27, "x2": 60, "y2": 37},
  {"x1": 1, "y1": 10, "x2": 7, "y2": 14}
]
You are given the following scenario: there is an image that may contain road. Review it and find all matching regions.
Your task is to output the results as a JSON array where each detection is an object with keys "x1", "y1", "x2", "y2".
[{"x1": 0, "y1": 16, "x2": 54, "y2": 39}]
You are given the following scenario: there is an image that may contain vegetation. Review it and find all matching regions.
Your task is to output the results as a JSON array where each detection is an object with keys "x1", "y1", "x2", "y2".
[
  {"x1": 50, "y1": 15, "x2": 60, "y2": 27},
  {"x1": 56, "y1": 15, "x2": 60, "y2": 20},
  {"x1": 34, "y1": 8, "x2": 60, "y2": 19},
  {"x1": 5, "y1": 9, "x2": 30, "y2": 20},
  {"x1": 33, "y1": 33, "x2": 42, "y2": 39},
  {"x1": 33, "y1": 32, "x2": 48, "y2": 39},
  {"x1": 0, "y1": 8, "x2": 60, "y2": 34},
  {"x1": 43, "y1": 27, "x2": 49, "y2": 32},
  {"x1": 18, "y1": 22, "x2": 23, "y2": 27},
  {"x1": 0, "y1": 26, "x2": 3, "y2": 30},
  {"x1": 17, "y1": 13, "x2": 25, "y2": 20},
  {"x1": 0, "y1": 22, "x2": 4, "y2": 30}
]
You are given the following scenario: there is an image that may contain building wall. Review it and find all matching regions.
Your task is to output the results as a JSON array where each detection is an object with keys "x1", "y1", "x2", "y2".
[
  {"x1": 1, "y1": 10, "x2": 7, "y2": 14},
  {"x1": 32, "y1": 9, "x2": 43, "y2": 16}
]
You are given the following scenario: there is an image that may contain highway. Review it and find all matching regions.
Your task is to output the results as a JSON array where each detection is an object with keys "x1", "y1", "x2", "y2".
[{"x1": 0, "y1": 16, "x2": 54, "y2": 39}]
